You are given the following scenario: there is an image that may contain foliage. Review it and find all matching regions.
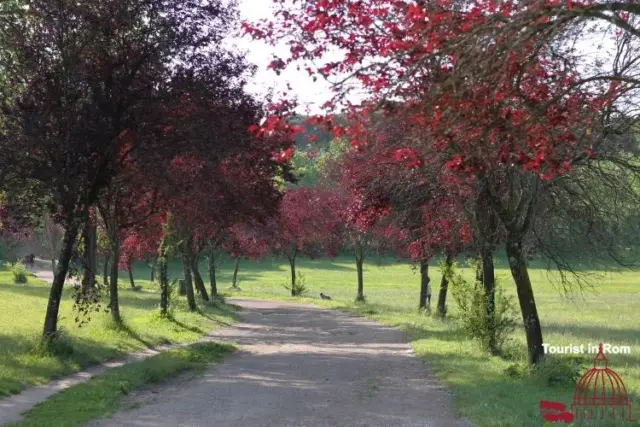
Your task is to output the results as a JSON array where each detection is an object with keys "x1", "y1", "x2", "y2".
[
  {"x1": 532, "y1": 355, "x2": 588, "y2": 388},
  {"x1": 282, "y1": 271, "x2": 308, "y2": 297},
  {"x1": 10, "y1": 262, "x2": 27, "y2": 284},
  {"x1": 446, "y1": 262, "x2": 518, "y2": 354}
]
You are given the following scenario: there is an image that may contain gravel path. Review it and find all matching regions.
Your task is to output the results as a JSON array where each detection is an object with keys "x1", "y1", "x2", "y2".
[{"x1": 92, "y1": 299, "x2": 471, "y2": 427}]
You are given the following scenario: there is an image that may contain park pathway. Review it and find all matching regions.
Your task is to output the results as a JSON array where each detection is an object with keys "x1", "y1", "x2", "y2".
[{"x1": 92, "y1": 299, "x2": 471, "y2": 427}]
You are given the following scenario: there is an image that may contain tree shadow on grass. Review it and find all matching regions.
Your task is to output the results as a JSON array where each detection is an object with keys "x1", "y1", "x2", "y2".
[
  {"x1": 108, "y1": 321, "x2": 155, "y2": 349},
  {"x1": 0, "y1": 333, "x2": 124, "y2": 398},
  {"x1": 165, "y1": 316, "x2": 206, "y2": 335}
]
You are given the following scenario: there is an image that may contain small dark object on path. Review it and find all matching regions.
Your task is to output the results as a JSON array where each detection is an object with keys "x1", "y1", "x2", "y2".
[{"x1": 320, "y1": 293, "x2": 332, "y2": 300}]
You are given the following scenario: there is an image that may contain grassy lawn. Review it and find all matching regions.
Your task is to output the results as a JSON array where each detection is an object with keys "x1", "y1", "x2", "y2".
[
  {"x1": 9, "y1": 341, "x2": 235, "y2": 427},
  {"x1": 3, "y1": 254, "x2": 638, "y2": 427},
  {"x1": 0, "y1": 264, "x2": 237, "y2": 398},
  {"x1": 189, "y1": 253, "x2": 638, "y2": 427}
]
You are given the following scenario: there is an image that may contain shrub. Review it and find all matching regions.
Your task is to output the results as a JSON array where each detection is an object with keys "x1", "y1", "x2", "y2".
[
  {"x1": 504, "y1": 363, "x2": 529, "y2": 379},
  {"x1": 11, "y1": 262, "x2": 28, "y2": 284},
  {"x1": 533, "y1": 355, "x2": 587, "y2": 387},
  {"x1": 447, "y1": 262, "x2": 518, "y2": 354},
  {"x1": 283, "y1": 271, "x2": 308, "y2": 296}
]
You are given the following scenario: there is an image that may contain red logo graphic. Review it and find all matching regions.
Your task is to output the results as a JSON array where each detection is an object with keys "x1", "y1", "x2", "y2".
[{"x1": 540, "y1": 343, "x2": 634, "y2": 424}]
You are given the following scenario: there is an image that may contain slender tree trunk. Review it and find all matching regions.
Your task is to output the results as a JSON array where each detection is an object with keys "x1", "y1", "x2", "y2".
[
  {"x1": 182, "y1": 254, "x2": 197, "y2": 311},
  {"x1": 481, "y1": 247, "x2": 497, "y2": 353},
  {"x1": 128, "y1": 262, "x2": 136, "y2": 289},
  {"x1": 190, "y1": 256, "x2": 209, "y2": 301},
  {"x1": 43, "y1": 223, "x2": 81, "y2": 339},
  {"x1": 208, "y1": 248, "x2": 217, "y2": 297},
  {"x1": 51, "y1": 258, "x2": 57, "y2": 276},
  {"x1": 419, "y1": 258, "x2": 430, "y2": 310},
  {"x1": 103, "y1": 256, "x2": 110, "y2": 288},
  {"x1": 355, "y1": 242, "x2": 365, "y2": 301},
  {"x1": 158, "y1": 212, "x2": 173, "y2": 317},
  {"x1": 437, "y1": 253, "x2": 453, "y2": 318},
  {"x1": 289, "y1": 255, "x2": 297, "y2": 296},
  {"x1": 81, "y1": 221, "x2": 97, "y2": 291},
  {"x1": 158, "y1": 255, "x2": 168, "y2": 316},
  {"x1": 475, "y1": 255, "x2": 483, "y2": 290},
  {"x1": 506, "y1": 238, "x2": 544, "y2": 366},
  {"x1": 231, "y1": 257, "x2": 240, "y2": 288},
  {"x1": 109, "y1": 237, "x2": 121, "y2": 323},
  {"x1": 149, "y1": 259, "x2": 155, "y2": 282}
]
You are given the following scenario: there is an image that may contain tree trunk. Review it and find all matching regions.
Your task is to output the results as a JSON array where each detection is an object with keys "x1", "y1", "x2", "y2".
[
  {"x1": 475, "y1": 255, "x2": 483, "y2": 290},
  {"x1": 158, "y1": 255, "x2": 168, "y2": 316},
  {"x1": 81, "y1": 221, "x2": 97, "y2": 291},
  {"x1": 128, "y1": 262, "x2": 136, "y2": 289},
  {"x1": 289, "y1": 255, "x2": 297, "y2": 296},
  {"x1": 437, "y1": 254, "x2": 453, "y2": 318},
  {"x1": 208, "y1": 249, "x2": 217, "y2": 297},
  {"x1": 158, "y1": 213, "x2": 172, "y2": 317},
  {"x1": 355, "y1": 242, "x2": 365, "y2": 301},
  {"x1": 506, "y1": 238, "x2": 544, "y2": 366},
  {"x1": 355, "y1": 257, "x2": 364, "y2": 301},
  {"x1": 182, "y1": 255, "x2": 197, "y2": 311},
  {"x1": 481, "y1": 247, "x2": 497, "y2": 353},
  {"x1": 43, "y1": 223, "x2": 81, "y2": 339},
  {"x1": 149, "y1": 260, "x2": 155, "y2": 282},
  {"x1": 231, "y1": 257, "x2": 240, "y2": 288},
  {"x1": 102, "y1": 256, "x2": 110, "y2": 288},
  {"x1": 190, "y1": 256, "x2": 209, "y2": 301},
  {"x1": 109, "y1": 237, "x2": 121, "y2": 324},
  {"x1": 51, "y1": 258, "x2": 57, "y2": 276},
  {"x1": 419, "y1": 258, "x2": 430, "y2": 310}
]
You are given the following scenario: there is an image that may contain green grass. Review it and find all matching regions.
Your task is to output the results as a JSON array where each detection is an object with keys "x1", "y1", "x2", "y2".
[
  {"x1": 0, "y1": 264, "x2": 237, "y2": 398},
  {"x1": 192, "y1": 253, "x2": 638, "y2": 427},
  {"x1": 8, "y1": 341, "x2": 235, "y2": 427},
  {"x1": 3, "y1": 254, "x2": 638, "y2": 427}
]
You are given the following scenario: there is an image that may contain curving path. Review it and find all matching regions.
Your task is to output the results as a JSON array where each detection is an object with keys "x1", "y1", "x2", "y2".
[{"x1": 92, "y1": 299, "x2": 471, "y2": 427}]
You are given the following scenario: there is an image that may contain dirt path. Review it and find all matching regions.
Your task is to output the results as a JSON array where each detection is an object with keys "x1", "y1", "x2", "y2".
[{"x1": 92, "y1": 299, "x2": 471, "y2": 427}]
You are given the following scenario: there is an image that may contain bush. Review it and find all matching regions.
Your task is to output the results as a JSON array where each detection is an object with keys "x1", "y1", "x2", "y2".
[
  {"x1": 447, "y1": 262, "x2": 518, "y2": 354},
  {"x1": 533, "y1": 355, "x2": 587, "y2": 387},
  {"x1": 283, "y1": 271, "x2": 308, "y2": 296},
  {"x1": 11, "y1": 262, "x2": 28, "y2": 284}
]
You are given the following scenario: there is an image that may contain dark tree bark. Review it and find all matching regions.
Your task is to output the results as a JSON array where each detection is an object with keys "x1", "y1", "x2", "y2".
[
  {"x1": 103, "y1": 256, "x2": 110, "y2": 288},
  {"x1": 149, "y1": 260, "x2": 155, "y2": 282},
  {"x1": 81, "y1": 220, "x2": 97, "y2": 290},
  {"x1": 436, "y1": 253, "x2": 453, "y2": 318},
  {"x1": 419, "y1": 258, "x2": 430, "y2": 310},
  {"x1": 190, "y1": 255, "x2": 210, "y2": 301},
  {"x1": 506, "y1": 237, "x2": 544, "y2": 366},
  {"x1": 355, "y1": 241, "x2": 365, "y2": 301},
  {"x1": 287, "y1": 251, "x2": 297, "y2": 296},
  {"x1": 231, "y1": 257, "x2": 240, "y2": 288},
  {"x1": 208, "y1": 248, "x2": 217, "y2": 297},
  {"x1": 481, "y1": 247, "x2": 497, "y2": 353},
  {"x1": 475, "y1": 255, "x2": 483, "y2": 290},
  {"x1": 182, "y1": 254, "x2": 197, "y2": 311},
  {"x1": 109, "y1": 236, "x2": 121, "y2": 323},
  {"x1": 157, "y1": 232, "x2": 170, "y2": 317},
  {"x1": 43, "y1": 223, "x2": 81, "y2": 339},
  {"x1": 128, "y1": 261, "x2": 136, "y2": 289}
]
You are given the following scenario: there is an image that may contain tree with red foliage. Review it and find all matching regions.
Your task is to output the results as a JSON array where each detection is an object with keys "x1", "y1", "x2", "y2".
[
  {"x1": 269, "y1": 187, "x2": 343, "y2": 296},
  {"x1": 0, "y1": 0, "x2": 246, "y2": 341},
  {"x1": 119, "y1": 217, "x2": 163, "y2": 290},
  {"x1": 243, "y1": 0, "x2": 613, "y2": 365}
]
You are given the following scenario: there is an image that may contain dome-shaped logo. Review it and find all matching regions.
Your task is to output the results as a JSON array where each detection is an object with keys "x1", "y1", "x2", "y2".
[
  {"x1": 540, "y1": 343, "x2": 634, "y2": 424},
  {"x1": 572, "y1": 343, "x2": 632, "y2": 422}
]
